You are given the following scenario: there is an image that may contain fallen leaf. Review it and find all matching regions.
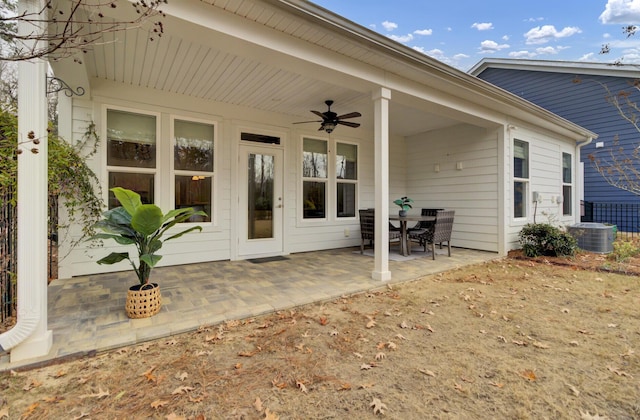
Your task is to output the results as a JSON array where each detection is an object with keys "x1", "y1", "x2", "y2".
[
  {"x1": 489, "y1": 381, "x2": 504, "y2": 388},
  {"x1": 165, "y1": 413, "x2": 187, "y2": 420},
  {"x1": 21, "y1": 403, "x2": 39, "y2": 418},
  {"x1": 569, "y1": 341, "x2": 579, "y2": 347},
  {"x1": 497, "y1": 336, "x2": 507, "y2": 343},
  {"x1": 319, "y1": 316, "x2": 328, "y2": 326},
  {"x1": 296, "y1": 380, "x2": 308, "y2": 393},
  {"x1": 253, "y1": 397, "x2": 264, "y2": 412},
  {"x1": 375, "y1": 352, "x2": 386, "y2": 361},
  {"x1": 607, "y1": 366, "x2": 633, "y2": 378},
  {"x1": 418, "y1": 368, "x2": 435, "y2": 377},
  {"x1": 329, "y1": 330, "x2": 339, "y2": 336},
  {"x1": 79, "y1": 387, "x2": 110, "y2": 399},
  {"x1": 607, "y1": 323, "x2": 618, "y2": 328},
  {"x1": 42, "y1": 395, "x2": 64, "y2": 403},
  {"x1": 53, "y1": 370, "x2": 67, "y2": 378},
  {"x1": 360, "y1": 363, "x2": 373, "y2": 370},
  {"x1": 0, "y1": 407, "x2": 8, "y2": 419},
  {"x1": 370, "y1": 397, "x2": 387, "y2": 415},
  {"x1": 620, "y1": 349, "x2": 635, "y2": 358},
  {"x1": 23, "y1": 378, "x2": 42, "y2": 391},
  {"x1": 454, "y1": 381, "x2": 464, "y2": 392},
  {"x1": 395, "y1": 333, "x2": 407, "y2": 340},
  {"x1": 366, "y1": 319, "x2": 376, "y2": 328},
  {"x1": 520, "y1": 369, "x2": 536, "y2": 381},
  {"x1": 150, "y1": 399, "x2": 169, "y2": 409},
  {"x1": 171, "y1": 386, "x2": 194, "y2": 395},
  {"x1": 359, "y1": 382, "x2": 375, "y2": 389},
  {"x1": 339, "y1": 383, "x2": 352, "y2": 391},
  {"x1": 386, "y1": 341, "x2": 397, "y2": 350},
  {"x1": 134, "y1": 343, "x2": 151, "y2": 353},
  {"x1": 164, "y1": 338, "x2": 177, "y2": 346},
  {"x1": 142, "y1": 366, "x2": 157, "y2": 382},
  {"x1": 533, "y1": 341, "x2": 550, "y2": 349},
  {"x1": 175, "y1": 372, "x2": 189, "y2": 381},
  {"x1": 400, "y1": 320, "x2": 410, "y2": 329},
  {"x1": 579, "y1": 411, "x2": 610, "y2": 420},
  {"x1": 512, "y1": 340, "x2": 527, "y2": 346},
  {"x1": 264, "y1": 408, "x2": 279, "y2": 420},
  {"x1": 566, "y1": 383, "x2": 580, "y2": 396}
]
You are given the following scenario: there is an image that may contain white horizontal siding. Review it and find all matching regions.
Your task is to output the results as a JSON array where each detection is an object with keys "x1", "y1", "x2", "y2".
[{"x1": 406, "y1": 124, "x2": 499, "y2": 252}]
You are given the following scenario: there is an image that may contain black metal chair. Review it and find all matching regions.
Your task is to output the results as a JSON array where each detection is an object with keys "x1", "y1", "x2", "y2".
[
  {"x1": 358, "y1": 209, "x2": 401, "y2": 254},
  {"x1": 408, "y1": 210, "x2": 454, "y2": 259}
]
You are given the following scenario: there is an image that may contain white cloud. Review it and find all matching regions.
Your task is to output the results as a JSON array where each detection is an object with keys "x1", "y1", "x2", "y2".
[
  {"x1": 524, "y1": 25, "x2": 582, "y2": 44},
  {"x1": 414, "y1": 29, "x2": 433, "y2": 36},
  {"x1": 579, "y1": 52, "x2": 598, "y2": 61},
  {"x1": 603, "y1": 32, "x2": 612, "y2": 38},
  {"x1": 502, "y1": 35, "x2": 510, "y2": 41},
  {"x1": 382, "y1": 21, "x2": 398, "y2": 31},
  {"x1": 509, "y1": 50, "x2": 537, "y2": 58},
  {"x1": 446, "y1": 27, "x2": 452, "y2": 32},
  {"x1": 453, "y1": 53, "x2": 470, "y2": 60},
  {"x1": 599, "y1": 0, "x2": 640, "y2": 24},
  {"x1": 619, "y1": 47, "x2": 640, "y2": 63},
  {"x1": 388, "y1": 33, "x2": 414, "y2": 43},
  {"x1": 525, "y1": 17, "x2": 544, "y2": 22},
  {"x1": 471, "y1": 22, "x2": 494, "y2": 31},
  {"x1": 479, "y1": 39, "x2": 510, "y2": 53},
  {"x1": 535, "y1": 46, "x2": 563, "y2": 55}
]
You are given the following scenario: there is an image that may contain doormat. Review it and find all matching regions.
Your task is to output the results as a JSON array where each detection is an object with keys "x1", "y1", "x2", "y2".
[{"x1": 247, "y1": 256, "x2": 290, "y2": 264}]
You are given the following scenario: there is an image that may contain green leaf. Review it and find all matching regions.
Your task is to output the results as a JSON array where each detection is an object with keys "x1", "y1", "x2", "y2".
[
  {"x1": 97, "y1": 252, "x2": 130, "y2": 265},
  {"x1": 91, "y1": 232, "x2": 136, "y2": 245},
  {"x1": 111, "y1": 187, "x2": 142, "y2": 216},
  {"x1": 165, "y1": 225, "x2": 203, "y2": 242},
  {"x1": 131, "y1": 204, "x2": 163, "y2": 236},
  {"x1": 140, "y1": 253, "x2": 162, "y2": 268}
]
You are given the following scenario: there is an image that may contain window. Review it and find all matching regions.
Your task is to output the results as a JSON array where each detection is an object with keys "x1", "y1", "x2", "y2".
[
  {"x1": 513, "y1": 139, "x2": 529, "y2": 219},
  {"x1": 173, "y1": 118, "x2": 214, "y2": 223},
  {"x1": 106, "y1": 109, "x2": 157, "y2": 208},
  {"x1": 303, "y1": 138, "x2": 327, "y2": 219},
  {"x1": 562, "y1": 152, "x2": 572, "y2": 216},
  {"x1": 302, "y1": 138, "x2": 358, "y2": 220},
  {"x1": 336, "y1": 142, "x2": 357, "y2": 218}
]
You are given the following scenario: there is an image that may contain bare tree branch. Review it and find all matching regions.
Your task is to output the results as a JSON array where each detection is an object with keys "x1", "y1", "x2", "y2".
[{"x1": 0, "y1": 0, "x2": 167, "y2": 62}]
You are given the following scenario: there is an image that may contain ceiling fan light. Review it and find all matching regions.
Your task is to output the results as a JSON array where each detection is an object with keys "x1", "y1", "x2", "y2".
[{"x1": 323, "y1": 122, "x2": 336, "y2": 133}]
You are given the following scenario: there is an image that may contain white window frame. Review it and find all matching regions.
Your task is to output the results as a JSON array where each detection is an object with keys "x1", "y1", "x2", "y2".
[
  {"x1": 170, "y1": 115, "x2": 218, "y2": 227},
  {"x1": 562, "y1": 152, "x2": 572, "y2": 216},
  {"x1": 335, "y1": 140, "x2": 359, "y2": 220},
  {"x1": 300, "y1": 136, "x2": 359, "y2": 222},
  {"x1": 103, "y1": 105, "x2": 161, "y2": 207},
  {"x1": 513, "y1": 139, "x2": 529, "y2": 220}
]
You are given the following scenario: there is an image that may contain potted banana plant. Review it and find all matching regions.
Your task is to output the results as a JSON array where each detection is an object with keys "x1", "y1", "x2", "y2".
[
  {"x1": 91, "y1": 187, "x2": 206, "y2": 318},
  {"x1": 393, "y1": 196, "x2": 413, "y2": 217}
]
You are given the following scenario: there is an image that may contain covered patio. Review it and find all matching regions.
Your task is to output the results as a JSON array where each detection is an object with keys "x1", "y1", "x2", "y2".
[{"x1": 0, "y1": 247, "x2": 496, "y2": 370}]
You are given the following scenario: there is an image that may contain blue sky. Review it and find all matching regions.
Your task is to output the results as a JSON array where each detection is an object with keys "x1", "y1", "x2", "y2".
[{"x1": 312, "y1": 0, "x2": 640, "y2": 71}]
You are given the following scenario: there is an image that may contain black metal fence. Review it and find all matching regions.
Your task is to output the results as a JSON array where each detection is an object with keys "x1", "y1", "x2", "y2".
[
  {"x1": 581, "y1": 201, "x2": 640, "y2": 239},
  {"x1": 0, "y1": 187, "x2": 58, "y2": 325}
]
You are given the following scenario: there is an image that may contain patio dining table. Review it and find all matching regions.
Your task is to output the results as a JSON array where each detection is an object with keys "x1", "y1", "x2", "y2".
[{"x1": 389, "y1": 214, "x2": 436, "y2": 256}]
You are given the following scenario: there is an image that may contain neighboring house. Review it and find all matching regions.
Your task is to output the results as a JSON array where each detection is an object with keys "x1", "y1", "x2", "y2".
[
  {"x1": 469, "y1": 58, "x2": 640, "y2": 211},
  {"x1": 45, "y1": 0, "x2": 597, "y2": 281}
]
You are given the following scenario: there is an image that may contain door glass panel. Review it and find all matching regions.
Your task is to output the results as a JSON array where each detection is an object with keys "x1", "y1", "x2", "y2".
[{"x1": 248, "y1": 153, "x2": 274, "y2": 239}]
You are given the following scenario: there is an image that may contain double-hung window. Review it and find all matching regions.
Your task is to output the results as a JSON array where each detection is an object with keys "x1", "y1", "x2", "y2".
[
  {"x1": 302, "y1": 138, "x2": 359, "y2": 220},
  {"x1": 513, "y1": 139, "x2": 529, "y2": 219},
  {"x1": 562, "y1": 152, "x2": 572, "y2": 216},
  {"x1": 336, "y1": 142, "x2": 357, "y2": 218},
  {"x1": 106, "y1": 108, "x2": 158, "y2": 208},
  {"x1": 173, "y1": 118, "x2": 214, "y2": 223},
  {"x1": 302, "y1": 138, "x2": 328, "y2": 219}
]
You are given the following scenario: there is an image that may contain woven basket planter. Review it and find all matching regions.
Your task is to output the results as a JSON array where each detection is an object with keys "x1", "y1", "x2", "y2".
[{"x1": 125, "y1": 283, "x2": 162, "y2": 319}]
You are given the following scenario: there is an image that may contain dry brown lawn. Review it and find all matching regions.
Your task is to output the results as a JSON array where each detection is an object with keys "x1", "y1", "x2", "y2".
[{"x1": 1, "y1": 255, "x2": 639, "y2": 419}]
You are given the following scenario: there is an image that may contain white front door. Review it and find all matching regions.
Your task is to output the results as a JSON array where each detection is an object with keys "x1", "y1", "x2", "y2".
[{"x1": 238, "y1": 144, "x2": 284, "y2": 257}]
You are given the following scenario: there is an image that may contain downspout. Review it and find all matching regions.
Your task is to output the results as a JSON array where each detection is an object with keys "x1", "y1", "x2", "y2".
[
  {"x1": 0, "y1": 0, "x2": 51, "y2": 359},
  {"x1": 575, "y1": 136, "x2": 594, "y2": 223}
]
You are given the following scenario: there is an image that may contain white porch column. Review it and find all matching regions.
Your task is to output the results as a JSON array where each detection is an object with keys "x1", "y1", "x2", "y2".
[
  {"x1": 372, "y1": 87, "x2": 392, "y2": 281},
  {"x1": 0, "y1": 0, "x2": 53, "y2": 362}
]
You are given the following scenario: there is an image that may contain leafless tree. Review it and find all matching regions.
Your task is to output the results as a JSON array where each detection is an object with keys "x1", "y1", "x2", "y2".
[
  {"x1": 0, "y1": 0, "x2": 167, "y2": 62},
  {"x1": 576, "y1": 77, "x2": 640, "y2": 196}
]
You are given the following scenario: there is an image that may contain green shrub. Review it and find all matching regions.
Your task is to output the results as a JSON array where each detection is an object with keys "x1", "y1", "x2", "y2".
[
  {"x1": 519, "y1": 223, "x2": 577, "y2": 257},
  {"x1": 609, "y1": 240, "x2": 640, "y2": 262}
]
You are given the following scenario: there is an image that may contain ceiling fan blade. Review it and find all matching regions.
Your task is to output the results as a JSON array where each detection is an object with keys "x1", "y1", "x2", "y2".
[
  {"x1": 293, "y1": 120, "x2": 322, "y2": 124},
  {"x1": 337, "y1": 120, "x2": 360, "y2": 128},
  {"x1": 310, "y1": 110, "x2": 326, "y2": 119},
  {"x1": 336, "y1": 112, "x2": 361, "y2": 120}
]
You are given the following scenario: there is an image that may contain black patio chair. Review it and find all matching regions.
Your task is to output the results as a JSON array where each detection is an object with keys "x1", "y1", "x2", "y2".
[
  {"x1": 408, "y1": 210, "x2": 454, "y2": 259},
  {"x1": 358, "y1": 209, "x2": 402, "y2": 254}
]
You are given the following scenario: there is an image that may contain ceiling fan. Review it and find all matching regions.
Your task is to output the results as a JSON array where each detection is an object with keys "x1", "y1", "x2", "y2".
[{"x1": 293, "y1": 100, "x2": 361, "y2": 133}]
